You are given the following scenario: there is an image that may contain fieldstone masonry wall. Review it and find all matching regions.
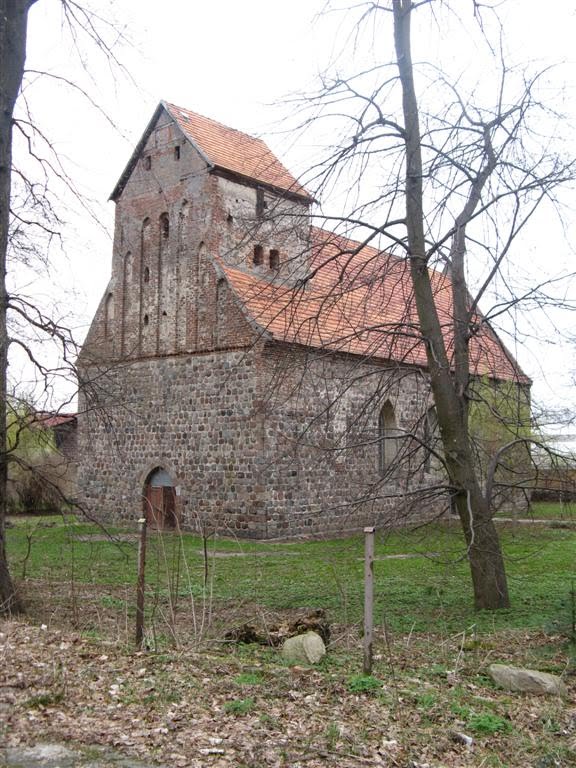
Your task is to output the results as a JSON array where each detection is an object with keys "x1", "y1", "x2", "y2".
[
  {"x1": 79, "y1": 350, "x2": 269, "y2": 534},
  {"x1": 251, "y1": 342, "x2": 437, "y2": 537},
  {"x1": 79, "y1": 342, "x2": 438, "y2": 538}
]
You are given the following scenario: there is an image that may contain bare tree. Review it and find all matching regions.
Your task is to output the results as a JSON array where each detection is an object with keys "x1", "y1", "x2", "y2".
[
  {"x1": 0, "y1": 0, "x2": 38, "y2": 613},
  {"x1": 0, "y1": 0, "x2": 127, "y2": 614},
  {"x1": 270, "y1": 0, "x2": 576, "y2": 610}
]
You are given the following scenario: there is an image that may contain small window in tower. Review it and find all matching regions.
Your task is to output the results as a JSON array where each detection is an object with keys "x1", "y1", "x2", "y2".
[
  {"x1": 144, "y1": 156, "x2": 152, "y2": 171},
  {"x1": 256, "y1": 188, "x2": 265, "y2": 218},
  {"x1": 227, "y1": 213, "x2": 233, "y2": 225},
  {"x1": 160, "y1": 212, "x2": 169, "y2": 239},
  {"x1": 269, "y1": 249, "x2": 280, "y2": 270},
  {"x1": 253, "y1": 244, "x2": 264, "y2": 266},
  {"x1": 143, "y1": 266, "x2": 150, "y2": 283},
  {"x1": 143, "y1": 314, "x2": 149, "y2": 326},
  {"x1": 174, "y1": 145, "x2": 180, "y2": 160}
]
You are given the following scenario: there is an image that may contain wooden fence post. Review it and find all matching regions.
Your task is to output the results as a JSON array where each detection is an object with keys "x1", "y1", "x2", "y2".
[
  {"x1": 135, "y1": 517, "x2": 147, "y2": 648},
  {"x1": 363, "y1": 526, "x2": 375, "y2": 675}
]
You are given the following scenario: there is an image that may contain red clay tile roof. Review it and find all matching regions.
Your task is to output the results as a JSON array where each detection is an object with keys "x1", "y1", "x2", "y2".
[
  {"x1": 33, "y1": 412, "x2": 77, "y2": 429},
  {"x1": 164, "y1": 102, "x2": 311, "y2": 200},
  {"x1": 222, "y1": 228, "x2": 527, "y2": 383}
]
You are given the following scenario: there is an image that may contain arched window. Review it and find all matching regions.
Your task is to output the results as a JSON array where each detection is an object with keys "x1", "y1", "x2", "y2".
[
  {"x1": 160, "y1": 212, "x2": 169, "y2": 240},
  {"x1": 148, "y1": 467, "x2": 173, "y2": 487},
  {"x1": 378, "y1": 401, "x2": 397, "y2": 475},
  {"x1": 424, "y1": 406, "x2": 440, "y2": 473}
]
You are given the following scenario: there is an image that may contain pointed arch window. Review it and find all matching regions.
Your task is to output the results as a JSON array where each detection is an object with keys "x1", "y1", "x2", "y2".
[{"x1": 378, "y1": 401, "x2": 398, "y2": 475}]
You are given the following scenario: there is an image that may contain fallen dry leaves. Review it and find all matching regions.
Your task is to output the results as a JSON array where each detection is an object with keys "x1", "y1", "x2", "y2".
[{"x1": 1, "y1": 614, "x2": 575, "y2": 767}]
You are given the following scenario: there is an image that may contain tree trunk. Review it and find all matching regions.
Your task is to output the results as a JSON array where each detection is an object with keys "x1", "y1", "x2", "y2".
[
  {"x1": 392, "y1": 0, "x2": 509, "y2": 610},
  {"x1": 0, "y1": 0, "x2": 37, "y2": 614},
  {"x1": 453, "y1": 484, "x2": 510, "y2": 610}
]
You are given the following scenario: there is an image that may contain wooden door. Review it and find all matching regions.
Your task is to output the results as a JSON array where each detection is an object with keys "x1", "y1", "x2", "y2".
[{"x1": 145, "y1": 485, "x2": 176, "y2": 530}]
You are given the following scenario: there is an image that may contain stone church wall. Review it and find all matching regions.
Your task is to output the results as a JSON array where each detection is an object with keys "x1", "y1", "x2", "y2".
[
  {"x1": 78, "y1": 339, "x2": 442, "y2": 539},
  {"x1": 78, "y1": 348, "x2": 269, "y2": 535},
  {"x1": 251, "y1": 341, "x2": 439, "y2": 538}
]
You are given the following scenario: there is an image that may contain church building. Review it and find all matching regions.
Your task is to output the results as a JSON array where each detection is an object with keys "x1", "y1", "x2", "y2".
[{"x1": 77, "y1": 101, "x2": 527, "y2": 538}]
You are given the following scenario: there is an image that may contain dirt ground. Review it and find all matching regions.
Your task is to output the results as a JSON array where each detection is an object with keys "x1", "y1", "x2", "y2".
[{"x1": 1, "y1": 582, "x2": 576, "y2": 768}]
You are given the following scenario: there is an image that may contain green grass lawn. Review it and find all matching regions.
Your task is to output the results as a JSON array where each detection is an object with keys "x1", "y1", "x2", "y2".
[
  {"x1": 529, "y1": 500, "x2": 576, "y2": 519},
  {"x1": 6, "y1": 508, "x2": 576, "y2": 636},
  {"x1": 494, "y1": 500, "x2": 576, "y2": 520}
]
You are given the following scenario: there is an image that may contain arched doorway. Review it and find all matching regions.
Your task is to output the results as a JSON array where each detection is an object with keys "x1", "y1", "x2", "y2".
[{"x1": 143, "y1": 467, "x2": 177, "y2": 530}]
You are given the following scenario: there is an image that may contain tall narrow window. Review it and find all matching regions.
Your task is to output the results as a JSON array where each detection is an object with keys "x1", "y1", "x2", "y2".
[
  {"x1": 144, "y1": 156, "x2": 151, "y2": 170},
  {"x1": 160, "y1": 212, "x2": 169, "y2": 240},
  {"x1": 378, "y1": 401, "x2": 398, "y2": 475},
  {"x1": 256, "y1": 188, "x2": 265, "y2": 218},
  {"x1": 174, "y1": 145, "x2": 180, "y2": 160},
  {"x1": 269, "y1": 249, "x2": 280, "y2": 270}
]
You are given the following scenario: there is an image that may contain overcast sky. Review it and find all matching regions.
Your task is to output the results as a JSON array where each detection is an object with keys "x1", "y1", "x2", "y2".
[{"x1": 11, "y1": 0, "x2": 576, "y2": 430}]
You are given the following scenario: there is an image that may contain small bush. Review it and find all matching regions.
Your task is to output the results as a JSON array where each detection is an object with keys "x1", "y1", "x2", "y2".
[
  {"x1": 224, "y1": 697, "x2": 255, "y2": 715},
  {"x1": 235, "y1": 672, "x2": 263, "y2": 686},
  {"x1": 467, "y1": 712, "x2": 512, "y2": 734},
  {"x1": 26, "y1": 691, "x2": 65, "y2": 708},
  {"x1": 347, "y1": 674, "x2": 384, "y2": 694}
]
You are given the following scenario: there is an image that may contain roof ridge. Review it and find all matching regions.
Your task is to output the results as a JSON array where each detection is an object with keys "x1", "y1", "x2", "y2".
[{"x1": 164, "y1": 101, "x2": 270, "y2": 147}]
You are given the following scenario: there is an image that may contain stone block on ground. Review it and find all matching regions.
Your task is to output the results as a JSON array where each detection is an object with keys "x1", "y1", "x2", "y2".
[
  {"x1": 281, "y1": 631, "x2": 326, "y2": 665},
  {"x1": 488, "y1": 663, "x2": 567, "y2": 697}
]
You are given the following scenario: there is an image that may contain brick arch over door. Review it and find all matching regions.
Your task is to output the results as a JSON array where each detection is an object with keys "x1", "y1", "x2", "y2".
[{"x1": 143, "y1": 467, "x2": 177, "y2": 530}]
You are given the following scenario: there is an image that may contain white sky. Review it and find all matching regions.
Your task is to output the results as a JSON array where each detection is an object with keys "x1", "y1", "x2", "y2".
[{"x1": 11, "y1": 0, "x2": 576, "y2": 431}]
